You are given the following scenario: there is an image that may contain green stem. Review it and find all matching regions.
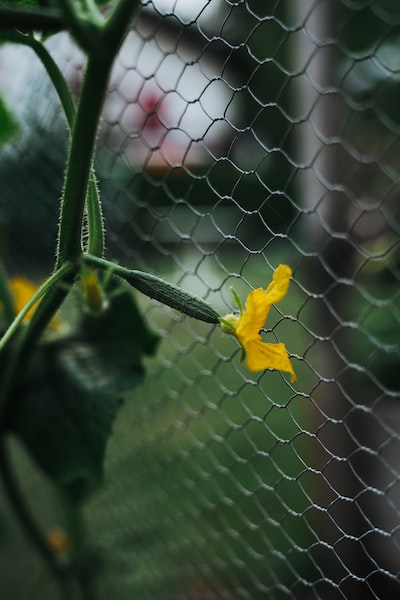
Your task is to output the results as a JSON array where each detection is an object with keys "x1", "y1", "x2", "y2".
[
  {"x1": 55, "y1": 0, "x2": 142, "y2": 266},
  {"x1": 1, "y1": 31, "x2": 104, "y2": 258},
  {"x1": 0, "y1": 264, "x2": 16, "y2": 324},
  {"x1": 86, "y1": 172, "x2": 104, "y2": 257},
  {"x1": 25, "y1": 34, "x2": 104, "y2": 256},
  {"x1": 0, "y1": 31, "x2": 75, "y2": 129},
  {"x1": 28, "y1": 35, "x2": 76, "y2": 129},
  {"x1": 56, "y1": 54, "x2": 113, "y2": 267},
  {"x1": 102, "y1": 0, "x2": 141, "y2": 48},
  {"x1": 81, "y1": 0, "x2": 105, "y2": 27},
  {"x1": 57, "y1": 490, "x2": 98, "y2": 600},
  {"x1": 56, "y1": 0, "x2": 102, "y2": 54}
]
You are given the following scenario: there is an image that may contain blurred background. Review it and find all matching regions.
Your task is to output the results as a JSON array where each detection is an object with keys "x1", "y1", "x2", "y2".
[{"x1": 0, "y1": 0, "x2": 399, "y2": 598}]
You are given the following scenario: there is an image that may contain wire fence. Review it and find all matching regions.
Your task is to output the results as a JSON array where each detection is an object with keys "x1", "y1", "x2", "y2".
[{"x1": 0, "y1": 0, "x2": 400, "y2": 598}]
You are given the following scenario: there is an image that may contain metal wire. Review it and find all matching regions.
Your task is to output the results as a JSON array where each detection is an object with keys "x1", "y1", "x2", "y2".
[{"x1": 0, "y1": 0, "x2": 400, "y2": 598}]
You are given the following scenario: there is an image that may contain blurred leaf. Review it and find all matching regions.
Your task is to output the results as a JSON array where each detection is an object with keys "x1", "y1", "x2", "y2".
[
  {"x1": 0, "y1": 95, "x2": 18, "y2": 149},
  {"x1": 9, "y1": 282, "x2": 159, "y2": 501},
  {"x1": 79, "y1": 279, "x2": 160, "y2": 370}
]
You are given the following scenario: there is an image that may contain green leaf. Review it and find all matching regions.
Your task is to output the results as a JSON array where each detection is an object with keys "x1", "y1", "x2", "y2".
[
  {"x1": 11, "y1": 343, "x2": 124, "y2": 501},
  {"x1": 9, "y1": 282, "x2": 159, "y2": 501},
  {"x1": 0, "y1": 95, "x2": 18, "y2": 149}
]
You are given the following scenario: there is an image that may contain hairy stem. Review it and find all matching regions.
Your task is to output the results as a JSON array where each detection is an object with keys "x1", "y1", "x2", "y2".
[
  {"x1": 56, "y1": 54, "x2": 112, "y2": 267},
  {"x1": 56, "y1": 0, "x2": 142, "y2": 266},
  {"x1": 29, "y1": 34, "x2": 104, "y2": 257},
  {"x1": 2, "y1": 31, "x2": 104, "y2": 258},
  {"x1": 86, "y1": 172, "x2": 104, "y2": 257}
]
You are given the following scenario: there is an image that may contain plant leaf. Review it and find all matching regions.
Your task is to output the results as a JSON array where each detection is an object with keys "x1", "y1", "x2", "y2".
[{"x1": 9, "y1": 282, "x2": 159, "y2": 501}]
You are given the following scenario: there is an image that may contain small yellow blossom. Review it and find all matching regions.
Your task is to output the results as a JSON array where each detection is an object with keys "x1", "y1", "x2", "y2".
[
  {"x1": 9, "y1": 278, "x2": 40, "y2": 322},
  {"x1": 46, "y1": 528, "x2": 70, "y2": 555},
  {"x1": 81, "y1": 269, "x2": 107, "y2": 313},
  {"x1": 220, "y1": 264, "x2": 297, "y2": 382}
]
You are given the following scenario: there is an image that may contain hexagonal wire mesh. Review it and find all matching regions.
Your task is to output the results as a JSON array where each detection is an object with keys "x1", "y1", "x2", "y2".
[{"x1": 0, "y1": 0, "x2": 400, "y2": 598}]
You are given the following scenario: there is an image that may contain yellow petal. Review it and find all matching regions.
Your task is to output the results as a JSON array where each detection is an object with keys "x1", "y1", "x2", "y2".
[
  {"x1": 236, "y1": 288, "x2": 269, "y2": 341},
  {"x1": 235, "y1": 265, "x2": 293, "y2": 343},
  {"x1": 9, "y1": 277, "x2": 60, "y2": 329},
  {"x1": 81, "y1": 270, "x2": 106, "y2": 313},
  {"x1": 46, "y1": 528, "x2": 70, "y2": 554},
  {"x1": 9, "y1": 277, "x2": 39, "y2": 322},
  {"x1": 264, "y1": 264, "x2": 292, "y2": 305},
  {"x1": 244, "y1": 338, "x2": 297, "y2": 382}
]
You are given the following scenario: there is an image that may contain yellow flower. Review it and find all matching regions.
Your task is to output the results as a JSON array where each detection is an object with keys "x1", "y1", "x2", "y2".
[
  {"x1": 9, "y1": 277, "x2": 40, "y2": 322},
  {"x1": 6, "y1": 277, "x2": 59, "y2": 329},
  {"x1": 220, "y1": 265, "x2": 297, "y2": 382},
  {"x1": 46, "y1": 528, "x2": 70, "y2": 555},
  {"x1": 81, "y1": 269, "x2": 107, "y2": 313}
]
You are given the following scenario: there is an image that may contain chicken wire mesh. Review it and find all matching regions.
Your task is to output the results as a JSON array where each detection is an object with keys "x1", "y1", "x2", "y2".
[{"x1": 0, "y1": 0, "x2": 400, "y2": 598}]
